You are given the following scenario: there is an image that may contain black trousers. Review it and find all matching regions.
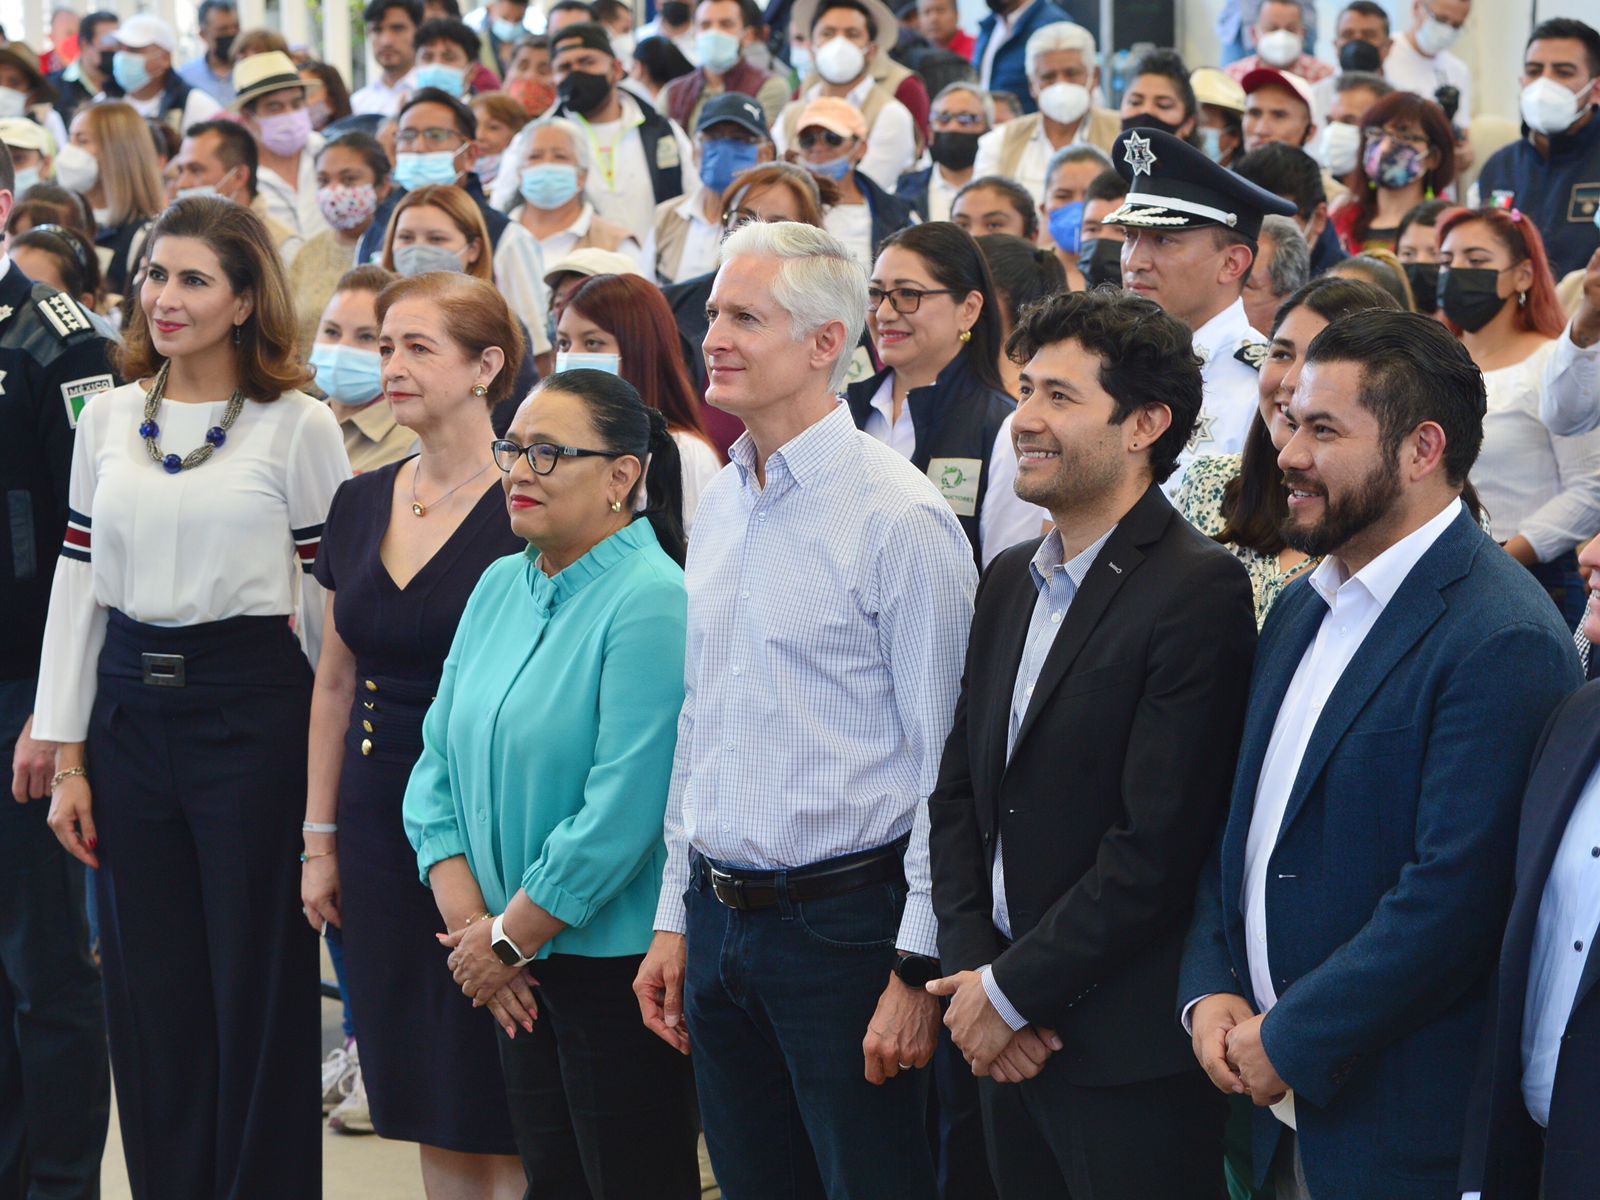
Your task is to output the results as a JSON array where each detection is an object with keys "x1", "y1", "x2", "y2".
[
  {"x1": 979, "y1": 1063, "x2": 1227, "y2": 1200},
  {"x1": 496, "y1": 953, "x2": 699, "y2": 1200},
  {"x1": 89, "y1": 613, "x2": 320, "y2": 1200},
  {"x1": 0, "y1": 677, "x2": 109, "y2": 1200}
]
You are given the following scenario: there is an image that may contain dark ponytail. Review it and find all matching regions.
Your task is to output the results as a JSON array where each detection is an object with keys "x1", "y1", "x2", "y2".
[{"x1": 540, "y1": 368, "x2": 689, "y2": 566}]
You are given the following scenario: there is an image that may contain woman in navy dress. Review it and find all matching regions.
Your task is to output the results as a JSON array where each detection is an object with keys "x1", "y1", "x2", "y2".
[{"x1": 302, "y1": 272, "x2": 527, "y2": 1197}]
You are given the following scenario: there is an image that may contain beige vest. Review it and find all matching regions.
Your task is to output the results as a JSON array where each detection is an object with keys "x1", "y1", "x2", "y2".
[
  {"x1": 781, "y1": 77, "x2": 898, "y2": 145},
  {"x1": 653, "y1": 196, "x2": 693, "y2": 283},
  {"x1": 993, "y1": 107, "x2": 1121, "y2": 180}
]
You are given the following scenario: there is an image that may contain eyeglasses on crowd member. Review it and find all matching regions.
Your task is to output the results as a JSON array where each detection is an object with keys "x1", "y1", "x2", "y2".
[
  {"x1": 306, "y1": 270, "x2": 527, "y2": 1195},
  {"x1": 407, "y1": 366, "x2": 699, "y2": 1200},
  {"x1": 1329, "y1": 89, "x2": 1455, "y2": 256},
  {"x1": 33, "y1": 195, "x2": 350, "y2": 1199}
]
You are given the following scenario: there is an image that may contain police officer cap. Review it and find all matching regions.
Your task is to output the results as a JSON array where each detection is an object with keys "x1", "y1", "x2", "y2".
[{"x1": 1102, "y1": 126, "x2": 1297, "y2": 242}]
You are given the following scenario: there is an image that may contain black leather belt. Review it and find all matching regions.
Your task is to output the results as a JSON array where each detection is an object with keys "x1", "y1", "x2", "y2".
[{"x1": 698, "y1": 843, "x2": 906, "y2": 911}]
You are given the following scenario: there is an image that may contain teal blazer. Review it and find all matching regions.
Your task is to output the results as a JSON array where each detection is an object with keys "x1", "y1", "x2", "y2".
[{"x1": 403, "y1": 518, "x2": 688, "y2": 959}]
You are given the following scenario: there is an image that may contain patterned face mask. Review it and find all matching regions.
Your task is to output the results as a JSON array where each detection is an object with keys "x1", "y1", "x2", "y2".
[
  {"x1": 1363, "y1": 139, "x2": 1426, "y2": 190},
  {"x1": 317, "y1": 184, "x2": 380, "y2": 231}
]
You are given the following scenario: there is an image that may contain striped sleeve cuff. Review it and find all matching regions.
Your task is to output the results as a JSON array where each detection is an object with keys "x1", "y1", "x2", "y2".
[
  {"x1": 61, "y1": 506, "x2": 91, "y2": 563},
  {"x1": 981, "y1": 964, "x2": 1029, "y2": 1032},
  {"x1": 292, "y1": 522, "x2": 323, "y2": 575}
]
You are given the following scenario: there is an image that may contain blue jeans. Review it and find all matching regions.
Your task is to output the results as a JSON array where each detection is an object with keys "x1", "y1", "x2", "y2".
[{"x1": 683, "y1": 852, "x2": 938, "y2": 1200}]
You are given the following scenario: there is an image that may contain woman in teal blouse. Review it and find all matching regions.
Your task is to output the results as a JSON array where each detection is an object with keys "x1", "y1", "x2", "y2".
[{"x1": 403, "y1": 368, "x2": 702, "y2": 1199}]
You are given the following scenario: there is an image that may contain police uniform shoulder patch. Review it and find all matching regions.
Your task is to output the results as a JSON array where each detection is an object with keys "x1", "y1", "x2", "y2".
[
  {"x1": 1235, "y1": 341, "x2": 1268, "y2": 371},
  {"x1": 38, "y1": 291, "x2": 92, "y2": 338},
  {"x1": 0, "y1": 305, "x2": 13, "y2": 324}
]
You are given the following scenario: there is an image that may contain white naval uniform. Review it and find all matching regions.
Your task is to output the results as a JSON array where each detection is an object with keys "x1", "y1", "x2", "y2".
[{"x1": 1165, "y1": 297, "x2": 1268, "y2": 499}]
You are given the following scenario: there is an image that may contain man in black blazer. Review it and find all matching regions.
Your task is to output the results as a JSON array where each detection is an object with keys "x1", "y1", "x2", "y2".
[
  {"x1": 1461, "y1": 540, "x2": 1600, "y2": 1200},
  {"x1": 926, "y1": 288, "x2": 1257, "y2": 1198}
]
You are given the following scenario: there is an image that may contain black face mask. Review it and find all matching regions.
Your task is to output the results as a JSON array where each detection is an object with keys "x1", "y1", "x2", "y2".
[
  {"x1": 1403, "y1": 262, "x2": 1441, "y2": 315},
  {"x1": 929, "y1": 131, "x2": 981, "y2": 171},
  {"x1": 1078, "y1": 238, "x2": 1123, "y2": 290},
  {"x1": 99, "y1": 48, "x2": 117, "y2": 79},
  {"x1": 214, "y1": 33, "x2": 236, "y2": 61},
  {"x1": 661, "y1": 1, "x2": 691, "y2": 24},
  {"x1": 984, "y1": 0, "x2": 1015, "y2": 13},
  {"x1": 1338, "y1": 39, "x2": 1382, "y2": 72},
  {"x1": 558, "y1": 70, "x2": 613, "y2": 117},
  {"x1": 1439, "y1": 267, "x2": 1507, "y2": 332},
  {"x1": 1121, "y1": 113, "x2": 1186, "y2": 138}
]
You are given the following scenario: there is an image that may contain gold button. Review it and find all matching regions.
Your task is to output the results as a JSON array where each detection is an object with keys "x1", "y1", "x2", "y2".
[
  {"x1": 365, "y1": 680, "x2": 378, "y2": 693},
  {"x1": 362, "y1": 720, "x2": 373, "y2": 733},
  {"x1": 361, "y1": 738, "x2": 373, "y2": 756}
]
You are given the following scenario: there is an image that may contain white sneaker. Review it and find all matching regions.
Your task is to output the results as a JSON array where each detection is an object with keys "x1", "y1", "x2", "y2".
[
  {"x1": 328, "y1": 1067, "x2": 373, "y2": 1135},
  {"x1": 320, "y1": 1040, "x2": 357, "y2": 1114}
]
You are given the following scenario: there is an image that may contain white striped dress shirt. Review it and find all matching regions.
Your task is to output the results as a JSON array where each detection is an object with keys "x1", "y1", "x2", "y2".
[{"x1": 654, "y1": 402, "x2": 978, "y2": 956}]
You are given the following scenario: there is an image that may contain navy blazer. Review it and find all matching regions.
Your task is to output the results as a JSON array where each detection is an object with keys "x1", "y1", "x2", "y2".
[
  {"x1": 1178, "y1": 505, "x2": 1582, "y2": 1200},
  {"x1": 1460, "y1": 681, "x2": 1600, "y2": 1200},
  {"x1": 973, "y1": 0, "x2": 1078, "y2": 115}
]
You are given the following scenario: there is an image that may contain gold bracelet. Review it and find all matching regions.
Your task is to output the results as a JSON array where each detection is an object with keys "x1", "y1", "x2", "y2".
[
  {"x1": 298, "y1": 849, "x2": 335, "y2": 863},
  {"x1": 461, "y1": 910, "x2": 492, "y2": 930},
  {"x1": 49, "y1": 766, "x2": 86, "y2": 791}
]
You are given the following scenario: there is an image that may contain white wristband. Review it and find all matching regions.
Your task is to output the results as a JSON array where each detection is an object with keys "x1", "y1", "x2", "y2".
[{"x1": 302, "y1": 821, "x2": 338, "y2": 834}]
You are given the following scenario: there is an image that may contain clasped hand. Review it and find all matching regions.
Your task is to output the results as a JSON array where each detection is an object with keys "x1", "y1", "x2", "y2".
[
  {"x1": 437, "y1": 919, "x2": 540, "y2": 1040},
  {"x1": 926, "y1": 970, "x2": 1062, "y2": 1083}
]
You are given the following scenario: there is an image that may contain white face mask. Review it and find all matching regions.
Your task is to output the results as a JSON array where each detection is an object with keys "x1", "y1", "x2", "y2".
[
  {"x1": 1318, "y1": 120, "x2": 1363, "y2": 175},
  {"x1": 814, "y1": 36, "x2": 866, "y2": 86},
  {"x1": 1519, "y1": 75, "x2": 1595, "y2": 137},
  {"x1": 1035, "y1": 81, "x2": 1090, "y2": 126},
  {"x1": 0, "y1": 87, "x2": 29, "y2": 119},
  {"x1": 55, "y1": 142, "x2": 99, "y2": 194},
  {"x1": 1414, "y1": 12, "x2": 1460, "y2": 56},
  {"x1": 1257, "y1": 28, "x2": 1302, "y2": 68}
]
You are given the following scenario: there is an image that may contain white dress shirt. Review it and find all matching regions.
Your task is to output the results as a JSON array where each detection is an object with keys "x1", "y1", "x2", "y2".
[
  {"x1": 773, "y1": 77, "x2": 918, "y2": 194},
  {"x1": 350, "y1": 72, "x2": 415, "y2": 117},
  {"x1": 491, "y1": 221, "x2": 553, "y2": 356},
  {"x1": 1473, "y1": 339, "x2": 1600, "y2": 563},
  {"x1": 824, "y1": 202, "x2": 876, "y2": 271},
  {"x1": 971, "y1": 115, "x2": 1092, "y2": 207},
  {"x1": 667, "y1": 189, "x2": 725, "y2": 283},
  {"x1": 1537, "y1": 323, "x2": 1600, "y2": 436},
  {"x1": 1383, "y1": 34, "x2": 1473, "y2": 120},
  {"x1": 653, "y1": 403, "x2": 977, "y2": 956},
  {"x1": 1166, "y1": 299, "x2": 1268, "y2": 498},
  {"x1": 980, "y1": 525, "x2": 1116, "y2": 1030},
  {"x1": 32, "y1": 382, "x2": 351, "y2": 742},
  {"x1": 256, "y1": 133, "x2": 331, "y2": 243},
  {"x1": 927, "y1": 165, "x2": 962, "y2": 224},
  {"x1": 1522, "y1": 759, "x2": 1600, "y2": 1127},
  {"x1": 1238, "y1": 496, "x2": 1463, "y2": 1127}
]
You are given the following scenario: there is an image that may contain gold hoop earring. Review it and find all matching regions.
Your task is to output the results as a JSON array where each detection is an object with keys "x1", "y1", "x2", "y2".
[
  {"x1": 609, "y1": 499, "x2": 622, "y2": 513},
  {"x1": 958, "y1": 329, "x2": 972, "y2": 344},
  {"x1": 471, "y1": 383, "x2": 488, "y2": 397}
]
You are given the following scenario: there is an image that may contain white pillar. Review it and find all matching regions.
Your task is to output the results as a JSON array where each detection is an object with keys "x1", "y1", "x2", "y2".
[
  {"x1": 282, "y1": 0, "x2": 310, "y2": 49},
  {"x1": 323, "y1": 0, "x2": 352, "y2": 86},
  {"x1": 238, "y1": 0, "x2": 266, "y2": 34},
  {"x1": 21, "y1": 0, "x2": 43, "y2": 58}
]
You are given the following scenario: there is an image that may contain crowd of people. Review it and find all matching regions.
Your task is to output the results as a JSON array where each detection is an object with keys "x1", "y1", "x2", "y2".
[{"x1": 3, "y1": 0, "x2": 1600, "y2": 1197}]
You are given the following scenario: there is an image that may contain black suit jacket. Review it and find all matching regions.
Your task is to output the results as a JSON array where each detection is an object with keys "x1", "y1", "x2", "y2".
[
  {"x1": 1462, "y1": 681, "x2": 1600, "y2": 1200},
  {"x1": 928, "y1": 483, "x2": 1256, "y2": 1086}
]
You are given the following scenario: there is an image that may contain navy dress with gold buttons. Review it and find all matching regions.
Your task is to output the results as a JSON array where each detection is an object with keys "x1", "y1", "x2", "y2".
[{"x1": 313, "y1": 456, "x2": 522, "y2": 1154}]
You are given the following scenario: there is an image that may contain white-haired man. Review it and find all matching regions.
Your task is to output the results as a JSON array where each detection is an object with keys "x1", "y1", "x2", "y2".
[
  {"x1": 973, "y1": 21, "x2": 1120, "y2": 205},
  {"x1": 634, "y1": 221, "x2": 977, "y2": 1199}
]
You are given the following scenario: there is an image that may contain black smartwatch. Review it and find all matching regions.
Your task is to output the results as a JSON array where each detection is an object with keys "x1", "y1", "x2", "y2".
[{"x1": 892, "y1": 953, "x2": 940, "y2": 989}]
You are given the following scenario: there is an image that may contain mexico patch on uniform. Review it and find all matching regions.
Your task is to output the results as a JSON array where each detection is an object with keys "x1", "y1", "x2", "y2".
[{"x1": 61, "y1": 374, "x2": 114, "y2": 427}]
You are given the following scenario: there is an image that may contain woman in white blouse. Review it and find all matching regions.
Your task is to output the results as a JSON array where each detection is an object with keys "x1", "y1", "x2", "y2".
[
  {"x1": 31, "y1": 197, "x2": 349, "y2": 1198},
  {"x1": 554, "y1": 272, "x2": 722, "y2": 529},
  {"x1": 1437, "y1": 206, "x2": 1600, "y2": 629}
]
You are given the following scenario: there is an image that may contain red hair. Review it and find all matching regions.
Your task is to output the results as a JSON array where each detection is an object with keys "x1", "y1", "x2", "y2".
[
  {"x1": 566, "y1": 273, "x2": 713, "y2": 448},
  {"x1": 1337, "y1": 91, "x2": 1456, "y2": 251},
  {"x1": 1436, "y1": 207, "x2": 1566, "y2": 340}
]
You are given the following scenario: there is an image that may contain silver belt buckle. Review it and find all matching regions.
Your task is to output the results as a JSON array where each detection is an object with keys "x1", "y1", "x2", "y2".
[
  {"x1": 708, "y1": 865, "x2": 744, "y2": 908},
  {"x1": 141, "y1": 652, "x2": 186, "y2": 687}
]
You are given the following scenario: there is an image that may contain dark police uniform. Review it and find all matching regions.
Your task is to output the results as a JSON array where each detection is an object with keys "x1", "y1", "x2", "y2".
[
  {"x1": 0, "y1": 261, "x2": 115, "y2": 1198},
  {"x1": 1476, "y1": 114, "x2": 1600, "y2": 281}
]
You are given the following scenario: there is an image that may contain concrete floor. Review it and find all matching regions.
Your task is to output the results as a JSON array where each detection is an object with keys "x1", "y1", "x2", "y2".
[{"x1": 99, "y1": 943, "x2": 717, "y2": 1198}]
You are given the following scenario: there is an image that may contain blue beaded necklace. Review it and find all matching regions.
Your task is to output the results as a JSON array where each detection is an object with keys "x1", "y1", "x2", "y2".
[{"x1": 138, "y1": 360, "x2": 246, "y2": 474}]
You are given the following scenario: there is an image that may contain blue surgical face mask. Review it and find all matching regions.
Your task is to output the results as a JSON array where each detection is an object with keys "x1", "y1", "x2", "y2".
[
  {"x1": 696, "y1": 29, "x2": 743, "y2": 74},
  {"x1": 699, "y1": 138, "x2": 761, "y2": 195},
  {"x1": 491, "y1": 16, "x2": 523, "y2": 43},
  {"x1": 1198, "y1": 125, "x2": 1225, "y2": 163},
  {"x1": 789, "y1": 44, "x2": 813, "y2": 77},
  {"x1": 310, "y1": 342, "x2": 385, "y2": 405},
  {"x1": 112, "y1": 49, "x2": 151, "y2": 93},
  {"x1": 12, "y1": 166, "x2": 40, "y2": 194},
  {"x1": 805, "y1": 154, "x2": 852, "y2": 182},
  {"x1": 394, "y1": 241, "x2": 467, "y2": 277},
  {"x1": 555, "y1": 350, "x2": 620, "y2": 374},
  {"x1": 393, "y1": 147, "x2": 465, "y2": 190},
  {"x1": 1047, "y1": 200, "x2": 1084, "y2": 254},
  {"x1": 519, "y1": 163, "x2": 582, "y2": 209},
  {"x1": 177, "y1": 184, "x2": 222, "y2": 201},
  {"x1": 412, "y1": 62, "x2": 468, "y2": 95}
]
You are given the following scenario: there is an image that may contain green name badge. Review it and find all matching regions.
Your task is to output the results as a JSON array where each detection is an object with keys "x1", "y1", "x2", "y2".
[{"x1": 930, "y1": 457, "x2": 981, "y2": 517}]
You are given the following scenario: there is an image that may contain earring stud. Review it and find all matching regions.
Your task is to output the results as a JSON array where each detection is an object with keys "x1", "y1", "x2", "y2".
[{"x1": 471, "y1": 383, "x2": 488, "y2": 397}]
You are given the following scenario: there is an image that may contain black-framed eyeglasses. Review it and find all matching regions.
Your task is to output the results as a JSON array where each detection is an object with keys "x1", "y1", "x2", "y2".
[
  {"x1": 798, "y1": 128, "x2": 849, "y2": 151},
  {"x1": 395, "y1": 125, "x2": 468, "y2": 149},
  {"x1": 491, "y1": 439, "x2": 624, "y2": 475},
  {"x1": 868, "y1": 285, "x2": 960, "y2": 315}
]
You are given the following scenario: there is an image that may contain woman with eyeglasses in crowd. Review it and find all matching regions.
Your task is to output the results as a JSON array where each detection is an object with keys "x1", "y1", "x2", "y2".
[
  {"x1": 555, "y1": 272, "x2": 723, "y2": 529},
  {"x1": 303, "y1": 270, "x2": 525, "y2": 1197},
  {"x1": 1330, "y1": 91, "x2": 1456, "y2": 256},
  {"x1": 1437, "y1": 206, "x2": 1600, "y2": 629},
  {"x1": 845, "y1": 221, "x2": 1045, "y2": 567},
  {"x1": 405, "y1": 368, "x2": 700, "y2": 1199}
]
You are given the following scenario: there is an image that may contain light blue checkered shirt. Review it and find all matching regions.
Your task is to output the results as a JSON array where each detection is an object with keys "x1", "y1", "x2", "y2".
[
  {"x1": 654, "y1": 403, "x2": 978, "y2": 956},
  {"x1": 982, "y1": 524, "x2": 1115, "y2": 1030}
]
